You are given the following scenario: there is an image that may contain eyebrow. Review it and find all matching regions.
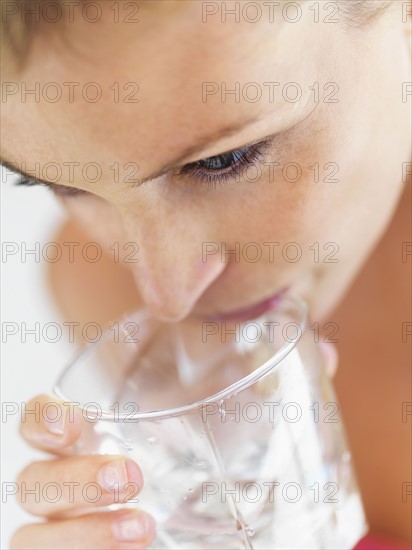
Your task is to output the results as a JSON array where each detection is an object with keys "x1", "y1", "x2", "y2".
[{"x1": 0, "y1": 113, "x2": 268, "y2": 190}]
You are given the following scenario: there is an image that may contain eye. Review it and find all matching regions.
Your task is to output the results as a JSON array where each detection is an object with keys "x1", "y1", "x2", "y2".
[
  {"x1": 178, "y1": 140, "x2": 270, "y2": 188},
  {"x1": 196, "y1": 148, "x2": 250, "y2": 171},
  {"x1": 15, "y1": 176, "x2": 88, "y2": 198}
]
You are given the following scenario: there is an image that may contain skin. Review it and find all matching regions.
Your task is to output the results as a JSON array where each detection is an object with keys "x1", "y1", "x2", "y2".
[{"x1": 1, "y1": 1, "x2": 411, "y2": 547}]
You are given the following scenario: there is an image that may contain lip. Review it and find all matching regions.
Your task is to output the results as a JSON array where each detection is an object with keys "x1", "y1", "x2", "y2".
[{"x1": 204, "y1": 288, "x2": 289, "y2": 323}]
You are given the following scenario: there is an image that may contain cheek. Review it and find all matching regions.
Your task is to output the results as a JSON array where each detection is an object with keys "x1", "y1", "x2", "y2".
[
  {"x1": 194, "y1": 128, "x2": 357, "y2": 302},
  {"x1": 61, "y1": 197, "x2": 126, "y2": 248},
  {"x1": 214, "y1": 156, "x2": 341, "y2": 251}
]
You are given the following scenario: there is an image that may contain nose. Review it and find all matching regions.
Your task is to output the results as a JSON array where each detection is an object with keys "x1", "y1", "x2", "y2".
[{"x1": 121, "y1": 206, "x2": 225, "y2": 322}]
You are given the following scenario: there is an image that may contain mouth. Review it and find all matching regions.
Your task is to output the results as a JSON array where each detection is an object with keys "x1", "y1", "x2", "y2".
[{"x1": 203, "y1": 288, "x2": 289, "y2": 323}]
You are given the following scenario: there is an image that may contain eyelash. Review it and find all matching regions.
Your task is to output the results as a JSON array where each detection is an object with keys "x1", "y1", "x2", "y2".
[
  {"x1": 14, "y1": 140, "x2": 271, "y2": 196},
  {"x1": 178, "y1": 141, "x2": 269, "y2": 189},
  {"x1": 15, "y1": 176, "x2": 87, "y2": 198}
]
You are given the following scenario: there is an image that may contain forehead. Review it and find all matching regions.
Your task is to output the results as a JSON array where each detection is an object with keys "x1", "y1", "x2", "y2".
[{"x1": 2, "y1": 1, "x2": 332, "y2": 176}]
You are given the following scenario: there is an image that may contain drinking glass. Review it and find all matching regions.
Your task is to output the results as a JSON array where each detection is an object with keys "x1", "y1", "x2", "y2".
[{"x1": 53, "y1": 293, "x2": 367, "y2": 549}]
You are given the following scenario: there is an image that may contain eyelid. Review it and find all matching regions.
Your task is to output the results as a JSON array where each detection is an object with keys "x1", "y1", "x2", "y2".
[
  {"x1": 174, "y1": 136, "x2": 276, "y2": 189},
  {"x1": 12, "y1": 134, "x2": 278, "y2": 195},
  {"x1": 178, "y1": 141, "x2": 264, "y2": 174},
  {"x1": 179, "y1": 135, "x2": 276, "y2": 170}
]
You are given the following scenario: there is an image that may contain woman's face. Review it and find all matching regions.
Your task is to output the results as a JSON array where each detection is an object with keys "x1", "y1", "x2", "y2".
[{"x1": 1, "y1": 1, "x2": 410, "y2": 321}]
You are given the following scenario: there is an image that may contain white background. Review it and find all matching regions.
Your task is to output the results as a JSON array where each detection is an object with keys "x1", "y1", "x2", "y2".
[{"x1": 1, "y1": 165, "x2": 73, "y2": 547}]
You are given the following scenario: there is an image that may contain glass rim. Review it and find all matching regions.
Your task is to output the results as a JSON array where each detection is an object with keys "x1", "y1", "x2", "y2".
[{"x1": 53, "y1": 293, "x2": 308, "y2": 421}]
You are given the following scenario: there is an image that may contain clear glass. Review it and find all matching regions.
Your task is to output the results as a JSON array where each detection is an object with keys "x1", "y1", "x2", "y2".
[{"x1": 53, "y1": 294, "x2": 368, "y2": 549}]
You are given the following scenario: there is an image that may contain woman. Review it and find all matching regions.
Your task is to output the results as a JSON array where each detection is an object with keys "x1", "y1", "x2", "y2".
[{"x1": 1, "y1": 0, "x2": 411, "y2": 548}]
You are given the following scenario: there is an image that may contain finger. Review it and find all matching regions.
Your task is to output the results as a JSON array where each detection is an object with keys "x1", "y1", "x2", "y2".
[
  {"x1": 319, "y1": 341, "x2": 338, "y2": 378},
  {"x1": 19, "y1": 394, "x2": 85, "y2": 455},
  {"x1": 16, "y1": 454, "x2": 143, "y2": 518},
  {"x1": 10, "y1": 509, "x2": 156, "y2": 550}
]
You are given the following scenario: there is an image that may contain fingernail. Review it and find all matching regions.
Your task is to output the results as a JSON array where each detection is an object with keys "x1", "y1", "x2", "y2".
[
  {"x1": 98, "y1": 459, "x2": 128, "y2": 492},
  {"x1": 112, "y1": 512, "x2": 156, "y2": 542},
  {"x1": 44, "y1": 405, "x2": 67, "y2": 435}
]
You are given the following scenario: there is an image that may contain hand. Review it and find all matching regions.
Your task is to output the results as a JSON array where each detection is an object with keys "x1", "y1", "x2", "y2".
[
  {"x1": 10, "y1": 394, "x2": 156, "y2": 550},
  {"x1": 11, "y1": 343, "x2": 337, "y2": 549}
]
